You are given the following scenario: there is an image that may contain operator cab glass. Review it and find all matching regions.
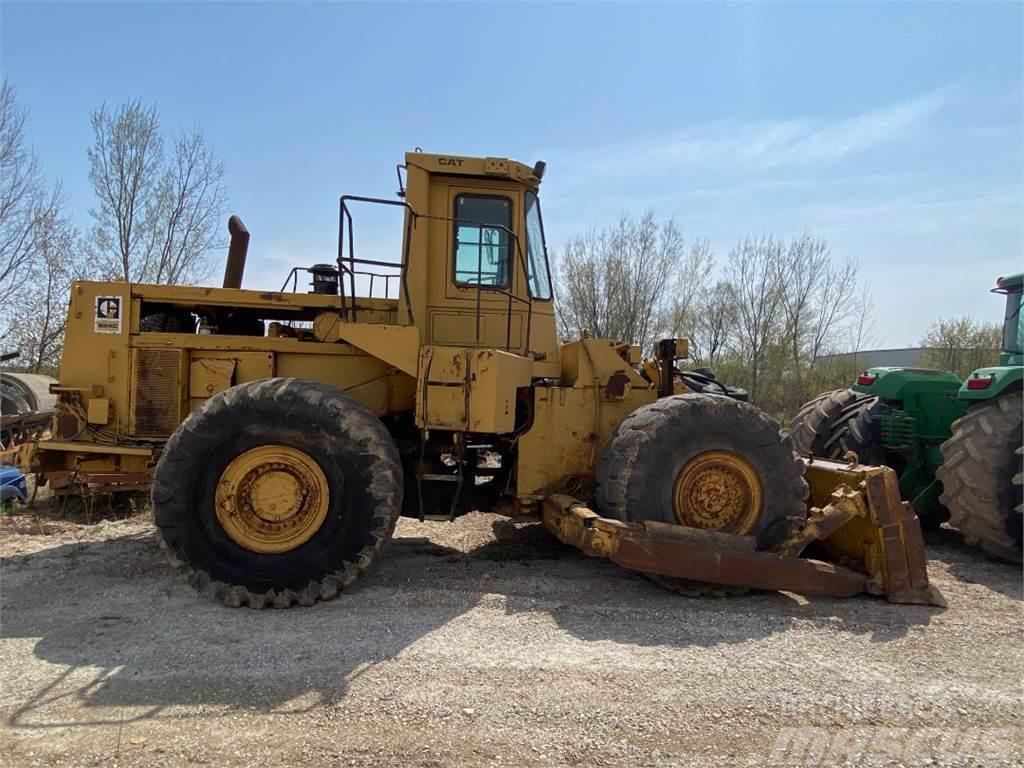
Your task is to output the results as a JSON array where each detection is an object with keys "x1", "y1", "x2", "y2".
[
  {"x1": 1002, "y1": 287, "x2": 1022, "y2": 356},
  {"x1": 524, "y1": 192, "x2": 553, "y2": 300},
  {"x1": 453, "y1": 195, "x2": 512, "y2": 287}
]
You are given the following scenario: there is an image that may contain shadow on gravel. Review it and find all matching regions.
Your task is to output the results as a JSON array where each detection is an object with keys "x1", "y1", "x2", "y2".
[
  {"x1": 923, "y1": 526, "x2": 1023, "y2": 601},
  {"x1": 2, "y1": 517, "x2": 942, "y2": 732},
  {"x1": 1, "y1": 531, "x2": 475, "y2": 732},
  {"x1": 474, "y1": 520, "x2": 942, "y2": 647}
]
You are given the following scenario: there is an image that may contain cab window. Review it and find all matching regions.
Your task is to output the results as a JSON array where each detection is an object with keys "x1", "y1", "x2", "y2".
[
  {"x1": 453, "y1": 195, "x2": 512, "y2": 288},
  {"x1": 525, "y1": 192, "x2": 552, "y2": 300}
]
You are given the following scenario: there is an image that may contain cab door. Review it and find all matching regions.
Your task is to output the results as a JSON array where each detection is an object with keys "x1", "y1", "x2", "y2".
[{"x1": 425, "y1": 179, "x2": 529, "y2": 351}]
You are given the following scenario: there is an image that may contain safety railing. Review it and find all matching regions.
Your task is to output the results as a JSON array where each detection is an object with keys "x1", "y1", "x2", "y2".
[
  {"x1": 281, "y1": 264, "x2": 401, "y2": 300},
  {"x1": 337, "y1": 195, "x2": 534, "y2": 357}
]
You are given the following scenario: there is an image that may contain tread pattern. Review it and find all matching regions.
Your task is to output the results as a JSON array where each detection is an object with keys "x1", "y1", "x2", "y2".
[
  {"x1": 596, "y1": 394, "x2": 808, "y2": 548},
  {"x1": 791, "y1": 389, "x2": 953, "y2": 528},
  {"x1": 834, "y1": 396, "x2": 886, "y2": 466},
  {"x1": 596, "y1": 394, "x2": 807, "y2": 598},
  {"x1": 153, "y1": 378, "x2": 403, "y2": 608},
  {"x1": 937, "y1": 392, "x2": 1023, "y2": 563},
  {"x1": 788, "y1": 388, "x2": 867, "y2": 456}
]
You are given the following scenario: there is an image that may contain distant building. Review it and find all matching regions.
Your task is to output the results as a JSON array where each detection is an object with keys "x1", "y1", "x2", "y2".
[{"x1": 816, "y1": 348, "x2": 943, "y2": 370}]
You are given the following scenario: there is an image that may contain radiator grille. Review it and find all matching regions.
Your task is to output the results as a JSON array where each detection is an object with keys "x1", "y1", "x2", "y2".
[{"x1": 131, "y1": 349, "x2": 182, "y2": 436}]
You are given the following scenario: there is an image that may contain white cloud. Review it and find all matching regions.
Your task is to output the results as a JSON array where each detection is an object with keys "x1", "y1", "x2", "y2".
[
  {"x1": 549, "y1": 84, "x2": 960, "y2": 180},
  {"x1": 794, "y1": 188, "x2": 1023, "y2": 235}
]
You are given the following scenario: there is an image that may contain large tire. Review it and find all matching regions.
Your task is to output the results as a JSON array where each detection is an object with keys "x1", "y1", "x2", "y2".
[
  {"x1": 596, "y1": 394, "x2": 808, "y2": 551},
  {"x1": 831, "y1": 396, "x2": 959, "y2": 529},
  {"x1": 153, "y1": 378, "x2": 403, "y2": 607},
  {"x1": 833, "y1": 396, "x2": 887, "y2": 465},
  {"x1": 791, "y1": 389, "x2": 951, "y2": 528},
  {"x1": 789, "y1": 388, "x2": 881, "y2": 461},
  {"x1": 937, "y1": 392, "x2": 1023, "y2": 564},
  {"x1": 788, "y1": 388, "x2": 864, "y2": 455}
]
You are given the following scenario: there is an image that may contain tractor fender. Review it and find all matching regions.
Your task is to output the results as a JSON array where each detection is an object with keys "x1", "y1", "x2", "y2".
[{"x1": 957, "y1": 366, "x2": 1024, "y2": 402}]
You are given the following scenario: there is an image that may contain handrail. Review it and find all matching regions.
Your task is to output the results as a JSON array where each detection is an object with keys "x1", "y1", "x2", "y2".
[{"x1": 337, "y1": 195, "x2": 535, "y2": 357}]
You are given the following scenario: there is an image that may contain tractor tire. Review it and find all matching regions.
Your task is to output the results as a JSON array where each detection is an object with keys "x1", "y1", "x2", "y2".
[
  {"x1": 937, "y1": 392, "x2": 1023, "y2": 564},
  {"x1": 596, "y1": 393, "x2": 808, "y2": 550},
  {"x1": 792, "y1": 390, "x2": 950, "y2": 529},
  {"x1": 153, "y1": 378, "x2": 403, "y2": 607},
  {"x1": 787, "y1": 388, "x2": 863, "y2": 456},
  {"x1": 786, "y1": 387, "x2": 876, "y2": 460},
  {"x1": 830, "y1": 394, "x2": 950, "y2": 529},
  {"x1": 833, "y1": 396, "x2": 888, "y2": 466}
]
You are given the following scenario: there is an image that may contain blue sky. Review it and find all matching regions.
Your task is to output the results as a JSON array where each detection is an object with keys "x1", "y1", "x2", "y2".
[{"x1": 2, "y1": 1, "x2": 1021, "y2": 347}]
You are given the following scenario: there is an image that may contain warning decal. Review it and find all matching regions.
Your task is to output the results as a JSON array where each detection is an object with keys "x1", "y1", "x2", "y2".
[{"x1": 94, "y1": 296, "x2": 123, "y2": 334}]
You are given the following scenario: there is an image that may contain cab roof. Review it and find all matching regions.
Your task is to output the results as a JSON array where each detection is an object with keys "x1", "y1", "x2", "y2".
[
  {"x1": 995, "y1": 273, "x2": 1023, "y2": 292},
  {"x1": 404, "y1": 152, "x2": 544, "y2": 189}
]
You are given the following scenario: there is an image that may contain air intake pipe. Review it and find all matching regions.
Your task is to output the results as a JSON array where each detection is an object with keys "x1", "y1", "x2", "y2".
[{"x1": 222, "y1": 215, "x2": 250, "y2": 289}]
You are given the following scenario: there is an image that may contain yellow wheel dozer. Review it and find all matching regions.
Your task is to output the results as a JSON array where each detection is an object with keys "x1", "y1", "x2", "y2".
[{"x1": 20, "y1": 151, "x2": 944, "y2": 609}]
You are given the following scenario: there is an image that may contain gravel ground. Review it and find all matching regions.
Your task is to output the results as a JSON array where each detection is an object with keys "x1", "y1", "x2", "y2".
[{"x1": 0, "y1": 510, "x2": 1021, "y2": 767}]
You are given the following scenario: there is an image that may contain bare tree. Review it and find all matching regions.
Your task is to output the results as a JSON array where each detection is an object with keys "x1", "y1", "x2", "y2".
[
  {"x1": 689, "y1": 280, "x2": 738, "y2": 368},
  {"x1": 0, "y1": 81, "x2": 61, "y2": 307},
  {"x1": 847, "y1": 281, "x2": 876, "y2": 370},
  {"x1": 776, "y1": 235, "x2": 864, "y2": 409},
  {"x1": 555, "y1": 229, "x2": 607, "y2": 340},
  {"x1": 86, "y1": 99, "x2": 162, "y2": 281},
  {"x1": 725, "y1": 235, "x2": 786, "y2": 401},
  {"x1": 806, "y1": 257, "x2": 860, "y2": 365},
  {"x1": 4, "y1": 207, "x2": 80, "y2": 373},
  {"x1": 87, "y1": 99, "x2": 226, "y2": 284},
  {"x1": 147, "y1": 128, "x2": 225, "y2": 284},
  {"x1": 778, "y1": 235, "x2": 829, "y2": 381},
  {"x1": 919, "y1": 316, "x2": 1001, "y2": 378},
  {"x1": 662, "y1": 237, "x2": 715, "y2": 339},
  {"x1": 556, "y1": 211, "x2": 692, "y2": 351}
]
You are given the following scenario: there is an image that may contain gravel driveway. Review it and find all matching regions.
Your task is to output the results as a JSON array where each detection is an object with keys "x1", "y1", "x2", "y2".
[{"x1": 1, "y1": 511, "x2": 1021, "y2": 767}]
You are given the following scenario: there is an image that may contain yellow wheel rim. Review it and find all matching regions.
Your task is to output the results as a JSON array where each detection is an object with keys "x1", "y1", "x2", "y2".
[
  {"x1": 215, "y1": 445, "x2": 329, "y2": 554},
  {"x1": 672, "y1": 450, "x2": 763, "y2": 534}
]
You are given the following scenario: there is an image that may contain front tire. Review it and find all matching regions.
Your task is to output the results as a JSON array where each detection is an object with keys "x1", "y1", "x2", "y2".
[
  {"x1": 596, "y1": 394, "x2": 808, "y2": 550},
  {"x1": 153, "y1": 378, "x2": 403, "y2": 607}
]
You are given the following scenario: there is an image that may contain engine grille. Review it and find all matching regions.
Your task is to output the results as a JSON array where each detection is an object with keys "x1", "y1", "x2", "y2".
[{"x1": 130, "y1": 348, "x2": 183, "y2": 436}]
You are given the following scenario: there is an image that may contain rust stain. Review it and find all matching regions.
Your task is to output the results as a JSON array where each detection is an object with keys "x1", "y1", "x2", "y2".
[{"x1": 604, "y1": 371, "x2": 629, "y2": 400}]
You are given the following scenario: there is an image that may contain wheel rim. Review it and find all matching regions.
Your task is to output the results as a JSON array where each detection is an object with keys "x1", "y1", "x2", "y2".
[
  {"x1": 672, "y1": 450, "x2": 763, "y2": 534},
  {"x1": 215, "y1": 445, "x2": 330, "y2": 554}
]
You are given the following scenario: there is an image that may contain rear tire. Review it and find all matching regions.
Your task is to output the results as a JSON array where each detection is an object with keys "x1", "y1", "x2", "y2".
[
  {"x1": 788, "y1": 388, "x2": 864, "y2": 455},
  {"x1": 937, "y1": 392, "x2": 1023, "y2": 564},
  {"x1": 153, "y1": 378, "x2": 403, "y2": 607},
  {"x1": 791, "y1": 389, "x2": 949, "y2": 529},
  {"x1": 832, "y1": 396, "x2": 886, "y2": 464}
]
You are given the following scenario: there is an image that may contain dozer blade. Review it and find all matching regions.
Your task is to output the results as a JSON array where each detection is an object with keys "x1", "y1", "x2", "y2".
[{"x1": 542, "y1": 458, "x2": 945, "y2": 607}]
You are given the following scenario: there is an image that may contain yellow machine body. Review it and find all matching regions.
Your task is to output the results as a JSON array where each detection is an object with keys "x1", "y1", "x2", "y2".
[{"x1": 21, "y1": 151, "x2": 942, "y2": 606}]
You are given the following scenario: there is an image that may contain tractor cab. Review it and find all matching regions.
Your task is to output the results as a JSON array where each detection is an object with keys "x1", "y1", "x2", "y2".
[
  {"x1": 958, "y1": 272, "x2": 1024, "y2": 400},
  {"x1": 993, "y1": 272, "x2": 1023, "y2": 367}
]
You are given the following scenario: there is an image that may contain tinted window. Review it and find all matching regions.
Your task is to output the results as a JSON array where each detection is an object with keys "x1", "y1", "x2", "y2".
[{"x1": 453, "y1": 195, "x2": 512, "y2": 288}]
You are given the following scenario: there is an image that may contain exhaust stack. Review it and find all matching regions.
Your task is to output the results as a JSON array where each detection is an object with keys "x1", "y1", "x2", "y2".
[{"x1": 222, "y1": 215, "x2": 250, "y2": 289}]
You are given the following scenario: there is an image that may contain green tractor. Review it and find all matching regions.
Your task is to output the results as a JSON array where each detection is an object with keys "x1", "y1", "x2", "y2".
[{"x1": 790, "y1": 273, "x2": 1023, "y2": 563}]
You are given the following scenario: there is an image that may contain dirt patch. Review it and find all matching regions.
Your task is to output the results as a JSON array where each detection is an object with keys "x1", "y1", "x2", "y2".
[{"x1": 1, "y1": 512, "x2": 1021, "y2": 767}]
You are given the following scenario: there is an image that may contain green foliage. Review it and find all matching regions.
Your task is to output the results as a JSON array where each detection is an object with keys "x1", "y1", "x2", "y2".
[
  {"x1": 918, "y1": 316, "x2": 1001, "y2": 378},
  {"x1": 705, "y1": 345, "x2": 863, "y2": 425}
]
